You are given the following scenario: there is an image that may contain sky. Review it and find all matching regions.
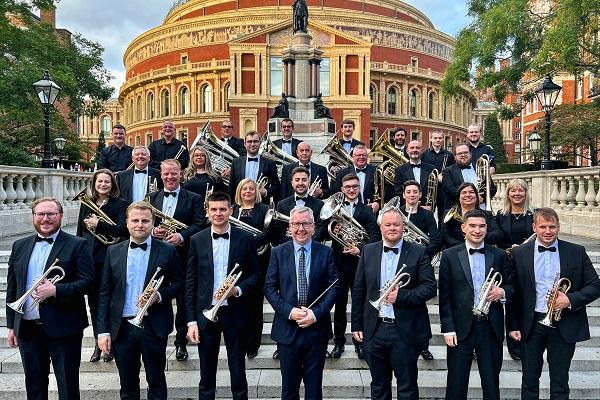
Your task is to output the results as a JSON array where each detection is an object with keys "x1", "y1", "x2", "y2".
[{"x1": 55, "y1": 0, "x2": 470, "y2": 96}]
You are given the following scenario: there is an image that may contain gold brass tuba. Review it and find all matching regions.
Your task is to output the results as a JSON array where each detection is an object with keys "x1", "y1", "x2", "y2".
[
  {"x1": 472, "y1": 268, "x2": 503, "y2": 316},
  {"x1": 476, "y1": 154, "x2": 492, "y2": 211},
  {"x1": 259, "y1": 131, "x2": 299, "y2": 179},
  {"x1": 539, "y1": 273, "x2": 572, "y2": 328},
  {"x1": 129, "y1": 267, "x2": 165, "y2": 328},
  {"x1": 369, "y1": 264, "x2": 411, "y2": 311},
  {"x1": 203, "y1": 263, "x2": 243, "y2": 322},
  {"x1": 319, "y1": 134, "x2": 353, "y2": 180},
  {"x1": 143, "y1": 197, "x2": 189, "y2": 235},
  {"x1": 7, "y1": 259, "x2": 65, "y2": 314},
  {"x1": 424, "y1": 169, "x2": 439, "y2": 211},
  {"x1": 74, "y1": 188, "x2": 120, "y2": 245},
  {"x1": 197, "y1": 122, "x2": 239, "y2": 187},
  {"x1": 320, "y1": 192, "x2": 369, "y2": 249}
]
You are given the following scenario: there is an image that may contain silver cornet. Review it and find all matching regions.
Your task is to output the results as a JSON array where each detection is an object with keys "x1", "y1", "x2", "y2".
[
  {"x1": 257, "y1": 173, "x2": 269, "y2": 193},
  {"x1": 307, "y1": 177, "x2": 322, "y2": 197},
  {"x1": 369, "y1": 264, "x2": 411, "y2": 311},
  {"x1": 472, "y1": 268, "x2": 503, "y2": 316},
  {"x1": 129, "y1": 267, "x2": 164, "y2": 328},
  {"x1": 203, "y1": 263, "x2": 242, "y2": 322},
  {"x1": 8, "y1": 259, "x2": 65, "y2": 314}
]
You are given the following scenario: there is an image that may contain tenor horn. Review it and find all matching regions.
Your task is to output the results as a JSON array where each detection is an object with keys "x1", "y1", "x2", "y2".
[{"x1": 74, "y1": 188, "x2": 120, "y2": 245}]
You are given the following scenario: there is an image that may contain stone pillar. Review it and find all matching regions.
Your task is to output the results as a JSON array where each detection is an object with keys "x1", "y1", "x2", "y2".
[{"x1": 282, "y1": 59, "x2": 289, "y2": 96}]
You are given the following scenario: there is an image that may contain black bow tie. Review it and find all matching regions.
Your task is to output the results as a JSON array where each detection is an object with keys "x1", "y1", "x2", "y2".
[
  {"x1": 411, "y1": 163, "x2": 422, "y2": 168},
  {"x1": 384, "y1": 246, "x2": 398, "y2": 254},
  {"x1": 469, "y1": 247, "x2": 485, "y2": 255},
  {"x1": 538, "y1": 245, "x2": 557, "y2": 253},
  {"x1": 35, "y1": 236, "x2": 54, "y2": 244},
  {"x1": 343, "y1": 201, "x2": 351, "y2": 206},
  {"x1": 222, "y1": 137, "x2": 229, "y2": 142},
  {"x1": 282, "y1": 139, "x2": 292, "y2": 144},
  {"x1": 134, "y1": 169, "x2": 146, "y2": 174},
  {"x1": 356, "y1": 168, "x2": 366, "y2": 173},
  {"x1": 212, "y1": 232, "x2": 230, "y2": 240},
  {"x1": 164, "y1": 191, "x2": 177, "y2": 198},
  {"x1": 459, "y1": 164, "x2": 472, "y2": 170},
  {"x1": 247, "y1": 157, "x2": 258, "y2": 162},
  {"x1": 295, "y1": 195, "x2": 307, "y2": 202},
  {"x1": 130, "y1": 242, "x2": 148, "y2": 251},
  {"x1": 342, "y1": 140, "x2": 352, "y2": 145}
]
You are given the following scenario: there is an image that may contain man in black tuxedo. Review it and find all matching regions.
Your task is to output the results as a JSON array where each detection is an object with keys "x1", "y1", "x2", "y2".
[
  {"x1": 264, "y1": 206, "x2": 339, "y2": 400},
  {"x1": 421, "y1": 130, "x2": 455, "y2": 224},
  {"x1": 227, "y1": 130, "x2": 280, "y2": 204},
  {"x1": 97, "y1": 202, "x2": 183, "y2": 400},
  {"x1": 97, "y1": 124, "x2": 133, "y2": 173},
  {"x1": 332, "y1": 144, "x2": 380, "y2": 213},
  {"x1": 507, "y1": 208, "x2": 600, "y2": 400},
  {"x1": 147, "y1": 159, "x2": 206, "y2": 361},
  {"x1": 327, "y1": 173, "x2": 380, "y2": 360},
  {"x1": 116, "y1": 146, "x2": 162, "y2": 202},
  {"x1": 351, "y1": 206, "x2": 437, "y2": 400},
  {"x1": 186, "y1": 191, "x2": 259, "y2": 400},
  {"x1": 467, "y1": 125, "x2": 496, "y2": 174},
  {"x1": 339, "y1": 119, "x2": 364, "y2": 154},
  {"x1": 6, "y1": 198, "x2": 94, "y2": 400},
  {"x1": 390, "y1": 126, "x2": 409, "y2": 158},
  {"x1": 393, "y1": 140, "x2": 436, "y2": 207},
  {"x1": 220, "y1": 119, "x2": 246, "y2": 156},
  {"x1": 273, "y1": 118, "x2": 301, "y2": 158},
  {"x1": 280, "y1": 142, "x2": 330, "y2": 199},
  {"x1": 439, "y1": 208, "x2": 513, "y2": 400},
  {"x1": 148, "y1": 120, "x2": 190, "y2": 169},
  {"x1": 442, "y1": 144, "x2": 496, "y2": 210}
]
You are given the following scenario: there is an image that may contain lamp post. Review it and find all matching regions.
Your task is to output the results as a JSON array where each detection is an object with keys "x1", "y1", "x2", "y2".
[
  {"x1": 534, "y1": 75, "x2": 562, "y2": 170},
  {"x1": 528, "y1": 130, "x2": 542, "y2": 169},
  {"x1": 33, "y1": 71, "x2": 61, "y2": 168},
  {"x1": 54, "y1": 134, "x2": 66, "y2": 169}
]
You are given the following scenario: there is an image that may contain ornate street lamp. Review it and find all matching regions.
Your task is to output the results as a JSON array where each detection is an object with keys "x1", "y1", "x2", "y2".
[
  {"x1": 33, "y1": 71, "x2": 61, "y2": 168},
  {"x1": 528, "y1": 130, "x2": 542, "y2": 168},
  {"x1": 54, "y1": 134, "x2": 66, "y2": 169},
  {"x1": 534, "y1": 75, "x2": 562, "y2": 170}
]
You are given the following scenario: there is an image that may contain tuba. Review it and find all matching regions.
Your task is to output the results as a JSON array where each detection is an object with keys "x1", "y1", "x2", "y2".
[
  {"x1": 369, "y1": 129, "x2": 409, "y2": 167},
  {"x1": 320, "y1": 192, "x2": 369, "y2": 249},
  {"x1": 8, "y1": 259, "x2": 65, "y2": 314},
  {"x1": 203, "y1": 263, "x2": 243, "y2": 322},
  {"x1": 369, "y1": 264, "x2": 411, "y2": 311},
  {"x1": 129, "y1": 267, "x2": 164, "y2": 328},
  {"x1": 472, "y1": 268, "x2": 503, "y2": 316},
  {"x1": 143, "y1": 197, "x2": 189, "y2": 235},
  {"x1": 197, "y1": 123, "x2": 239, "y2": 187},
  {"x1": 74, "y1": 188, "x2": 120, "y2": 245},
  {"x1": 424, "y1": 169, "x2": 439, "y2": 211},
  {"x1": 259, "y1": 131, "x2": 299, "y2": 179},
  {"x1": 319, "y1": 134, "x2": 353, "y2": 179},
  {"x1": 476, "y1": 154, "x2": 492, "y2": 211},
  {"x1": 539, "y1": 273, "x2": 572, "y2": 328}
]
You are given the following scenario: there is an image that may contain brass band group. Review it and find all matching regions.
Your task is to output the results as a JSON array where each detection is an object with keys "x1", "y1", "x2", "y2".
[{"x1": 6, "y1": 118, "x2": 600, "y2": 400}]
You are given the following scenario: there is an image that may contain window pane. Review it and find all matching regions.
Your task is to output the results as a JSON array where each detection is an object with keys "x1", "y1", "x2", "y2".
[
  {"x1": 270, "y1": 57, "x2": 283, "y2": 96},
  {"x1": 320, "y1": 58, "x2": 330, "y2": 96}
]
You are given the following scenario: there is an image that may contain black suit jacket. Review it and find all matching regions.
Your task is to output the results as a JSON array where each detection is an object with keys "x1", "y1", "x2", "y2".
[
  {"x1": 280, "y1": 162, "x2": 331, "y2": 199},
  {"x1": 441, "y1": 164, "x2": 497, "y2": 206},
  {"x1": 97, "y1": 239, "x2": 183, "y2": 339},
  {"x1": 222, "y1": 136, "x2": 246, "y2": 157},
  {"x1": 273, "y1": 137, "x2": 301, "y2": 159},
  {"x1": 6, "y1": 231, "x2": 94, "y2": 337},
  {"x1": 439, "y1": 243, "x2": 513, "y2": 341},
  {"x1": 507, "y1": 240, "x2": 600, "y2": 343},
  {"x1": 116, "y1": 167, "x2": 163, "y2": 202},
  {"x1": 441, "y1": 208, "x2": 503, "y2": 249},
  {"x1": 185, "y1": 227, "x2": 259, "y2": 329},
  {"x1": 332, "y1": 164, "x2": 377, "y2": 204},
  {"x1": 148, "y1": 138, "x2": 190, "y2": 169},
  {"x1": 405, "y1": 207, "x2": 442, "y2": 258},
  {"x1": 264, "y1": 241, "x2": 338, "y2": 345},
  {"x1": 351, "y1": 240, "x2": 437, "y2": 342},
  {"x1": 229, "y1": 156, "x2": 280, "y2": 204},
  {"x1": 495, "y1": 210, "x2": 535, "y2": 250},
  {"x1": 147, "y1": 188, "x2": 206, "y2": 243},
  {"x1": 393, "y1": 162, "x2": 436, "y2": 204}
]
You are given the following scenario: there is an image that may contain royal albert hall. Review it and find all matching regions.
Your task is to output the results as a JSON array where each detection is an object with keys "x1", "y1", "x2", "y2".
[{"x1": 118, "y1": 0, "x2": 475, "y2": 148}]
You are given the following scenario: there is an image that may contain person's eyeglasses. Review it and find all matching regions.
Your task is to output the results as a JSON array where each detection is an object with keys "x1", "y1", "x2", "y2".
[
  {"x1": 456, "y1": 151, "x2": 470, "y2": 156},
  {"x1": 222, "y1": 125, "x2": 233, "y2": 129},
  {"x1": 281, "y1": 125, "x2": 293, "y2": 129},
  {"x1": 342, "y1": 184, "x2": 360, "y2": 190},
  {"x1": 34, "y1": 212, "x2": 60, "y2": 219},
  {"x1": 290, "y1": 222, "x2": 313, "y2": 229}
]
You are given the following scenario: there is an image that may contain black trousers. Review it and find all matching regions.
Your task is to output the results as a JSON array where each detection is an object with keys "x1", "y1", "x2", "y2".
[
  {"x1": 174, "y1": 251, "x2": 188, "y2": 348},
  {"x1": 18, "y1": 320, "x2": 83, "y2": 400},
  {"x1": 445, "y1": 318, "x2": 503, "y2": 400},
  {"x1": 363, "y1": 321, "x2": 422, "y2": 400},
  {"x1": 112, "y1": 319, "x2": 168, "y2": 400},
  {"x1": 521, "y1": 315, "x2": 576, "y2": 400},
  {"x1": 247, "y1": 254, "x2": 268, "y2": 353},
  {"x1": 333, "y1": 261, "x2": 359, "y2": 347},
  {"x1": 197, "y1": 308, "x2": 248, "y2": 400},
  {"x1": 87, "y1": 261, "x2": 103, "y2": 338},
  {"x1": 278, "y1": 328, "x2": 328, "y2": 400}
]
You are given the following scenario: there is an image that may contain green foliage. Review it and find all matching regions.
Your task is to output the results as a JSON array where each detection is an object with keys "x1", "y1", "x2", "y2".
[
  {"x1": 0, "y1": 138, "x2": 37, "y2": 167},
  {"x1": 96, "y1": 130, "x2": 106, "y2": 161},
  {"x1": 484, "y1": 113, "x2": 507, "y2": 163},
  {"x1": 549, "y1": 102, "x2": 600, "y2": 166},
  {"x1": 495, "y1": 163, "x2": 533, "y2": 174}
]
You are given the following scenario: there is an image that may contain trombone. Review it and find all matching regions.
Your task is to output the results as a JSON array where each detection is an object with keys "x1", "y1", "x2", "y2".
[
  {"x1": 476, "y1": 155, "x2": 492, "y2": 211},
  {"x1": 129, "y1": 267, "x2": 164, "y2": 328},
  {"x1": 7, "y1": 259, "x2": 65, "y2": 314},
  {"x1": 74, "y1": 188, "x2": 120, "y2": 245},
  {"x1": 203, "y1": 264, "x2": 243, "y2": 322},
  {"x1": 424, "y1": 169, "x2": 439, "y2": 211},
  {"x1": 369, "y1": 264, "x2": 411, "y2": 311}
]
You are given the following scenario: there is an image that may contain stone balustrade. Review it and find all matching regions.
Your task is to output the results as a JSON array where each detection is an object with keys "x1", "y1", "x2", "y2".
[{"x1": 491, "y1": 166, "x2": 600, "y2": 239}]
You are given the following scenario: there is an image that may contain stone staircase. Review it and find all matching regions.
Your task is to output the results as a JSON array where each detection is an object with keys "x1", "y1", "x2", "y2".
[{"x1": 0, "y1": 236, "x2": 599, "y2": 399}]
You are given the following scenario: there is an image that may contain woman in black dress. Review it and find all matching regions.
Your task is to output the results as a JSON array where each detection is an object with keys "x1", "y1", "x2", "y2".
[
  {"x1": 76, "y1": 168, "x2": 129, "y2": 362},
  {"x1": 182, "y1": 145, "x2": 226, "y2": 200}
]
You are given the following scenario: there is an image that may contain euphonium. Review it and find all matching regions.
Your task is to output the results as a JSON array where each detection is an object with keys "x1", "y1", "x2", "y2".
[
  {"x1": 472, "y1": 268, "x2": 503, "y2": 316},
  {"x1": 539, "y1": 273, "x2": 572, "y2": 328},
  {"x1": 319, "y1": 134, "x2": 353, "y2": 179},
  {"x1": 203, "y1": 263, "x2": 243, "y2": 322},
  {"x1": 197, "y1": 123, "x2": 239, "y2": 186},
  {"x1": 370, "y1": 264, "x2": 411, "y2": 311},
  {"x1": 129, "y1": 267, "x2": 165, "y2": 328},
  {"x1": 376, "y1": 196, "x2": 403, "y2": 224},
  {"x1": 320, "y1": 192, "x2": 369, "y2": 248},
  {"x1": 143, "y1": 198, "x2": 189, "y2": 235},
  {"x1": 7, "y1": 259, "x2": 64, "y2": 314},
  {"x1": 443, "y1": 205, "x2": 463, "y2": 224},
  {"x1": 424, "y1": 169, "x2": 439, "y2": 211},
  {"x1": 259, "y1": 132, "x2": 299, "y2": 179},
  {"x1": 74, "y1": 188, "x2": 120, "y2": 245},
  {"x1": 476, "y1": 154, "x2": 492, "y2": 211}
]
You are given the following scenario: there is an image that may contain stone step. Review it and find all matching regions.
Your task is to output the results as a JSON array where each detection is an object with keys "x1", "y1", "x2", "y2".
[{"x1": 0, "y1": 369, "x2": 598, "y2": 399}]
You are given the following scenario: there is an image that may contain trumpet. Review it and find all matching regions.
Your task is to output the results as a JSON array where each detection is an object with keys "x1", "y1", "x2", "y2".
[
  {"x1": 369, "y1": 264, "x2": 411, "y2": 311},
  {"x1": 307, "y1": 177, "x2": 322, "y2": 197},
  {"x1": 472, "y1": 268, "x2": 503, "y2": 316},
  {"x1": 424, "y1": 169, "x2": 439, "y2": 211},
  {"x1": 443, "y1": 205, "x2": 463, "y2": 224},
  {"x1": 539, "y1": 273, "x2": 572, "y2": 328},
  {"x1": 320, "y1": 192, "x2": 369, "y2": 248},
  {"x1": 203, "y1": 264, "x2": 243, "y2": 322},
  {"x1": 476, "y1": 155, "x2": 492, "y2": 211},
  {"x1": 143, "y1": 198, "x2": 189, "y2": 235},
  {"x1": 8, "y1": 259, "x2": 65, "y2": 314},
  {"x1": 129, "y1": 267, "x2": 164, "y2": 328},
  {"x1": 74, "y1": 188, "x2": 120, "y2": 245}
]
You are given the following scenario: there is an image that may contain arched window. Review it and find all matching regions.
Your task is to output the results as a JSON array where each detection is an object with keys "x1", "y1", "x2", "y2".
[
  {"x1": 136, "y1": 96, "x2": 143, "y2": 122},
  {"x1": 160, "y1": 89, "x2": 170, "y2": 117},
  {"x1": 428, "y1": 92, "x2": 435, "y2": 119},
  {"x1": 409, "y1": 89, "x2": 418, "y2": 117},
  {"x1": 147, "y1": 93, "x2": 155, "y2": 120},
  {"x1": 179, "y1": 86, "x2": 189, "y2": 115},
  {"x1": 443, "y1": 98, "x2": 447, "y2": 121},
  {"x1": 370, "y1": 84, "x2": 378, "y2": 113},
  {"x1": 387, "y1": 87, "x2": 397, "y2": 115},
  {"x1": 223, "y1": 82, "x2": 231, "y2": 112},
  {"x1": 201, "y1": 84, "x2": 213, "y2": 113},
  {"x1": 101, "y1": 116, "x2": 111, "y2": 134},
  {"x1": 129, "y1": 99, "x2": 134, "y2": 124}
]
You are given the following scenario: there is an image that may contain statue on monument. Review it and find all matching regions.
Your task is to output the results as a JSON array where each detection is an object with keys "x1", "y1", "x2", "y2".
[
  {"x1": 271, "y1": 93, "x2": 289, "y2": 118},
  {"x1": 292, "y1": 0, "x2": 308, "y2": 33},
  {"x1": 314, "y1": 93, "x2": 332, "y2": 119}
]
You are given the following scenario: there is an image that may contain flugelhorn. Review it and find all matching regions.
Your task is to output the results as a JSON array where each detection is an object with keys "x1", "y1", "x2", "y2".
[
  {"x1": 74, "y1": 188, "x2": 120, "y2": 245},
  {"x1": 472, "y1": 268, "x2": 503, "y2": 316},
  {"x1": 370, "y1": 264, "x2": 411, "y2": 311},
  {"x1": 8, "y1": 259, "x2": 64, "y2": 314},
  {"x1": 308, "y1": 176, "x2": 322, "y2": 197},
  {"x1": 143, "y1": 197, "x2": 189, "y2": 235},
  {"x1": 203, "y1": 263, "x2": 242, "y2": 322},
  {"x1": 539, "y1": 273, "x2": 572, "y2": 328},
  {"x1": 129, "y1": 267, "x2": 164, "y2": 328},
  {"x1": 476, "y1": 155, "x2": 492, "y2": 211}
]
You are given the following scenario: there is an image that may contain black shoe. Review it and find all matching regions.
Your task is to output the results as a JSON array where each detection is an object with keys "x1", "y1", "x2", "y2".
[
  {"x1": 355, "y1": 345, "x2": 365, "y2": 360},
  {"x1": 330, "y1": 344, "x2": 344, "y2": 359},
  {"x1": 472, "y1": 350, "x2": 477, "y2": 360},
  {"x1": 420, "y1": 349, "x2": 434, "y2": 361},
  {"x1": 509, "y1": 351, "x2": 521, "y2": 361},
  {"x1": 90, "y1": 345, "x2": 101, "y2": 362},
  {"x1": 175, "y1": 345, "x2": 188, "y2": 361},
  {"x1": 247, "y1": 349, "x2": 258, "y2": 359},
  {"x1": 103, "y1": 350, "x2": 114, "y2": 362},
  {"x1": 272, "y1": 350, "x2": 279, "y2": 359}
]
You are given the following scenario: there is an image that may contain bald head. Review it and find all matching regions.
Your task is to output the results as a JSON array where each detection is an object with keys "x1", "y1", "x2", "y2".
[
  {"x1": 407, "y1": 140, "x2": 422, "y2": 162},
  {"x1": 297, "y1": 141, "x2": 313, "y2": 164}
]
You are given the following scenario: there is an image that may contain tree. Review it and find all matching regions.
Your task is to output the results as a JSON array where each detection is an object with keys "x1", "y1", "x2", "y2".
[
  {"x1": 95, "y1": 130, "x2": 106, "y2": 162},
  {"x1": 484, "y1": 113, "x2": 507, "y2": 163},
  {"x1": 441, "y1": 0, "x2": 600, "y2": 114},
  {"x1": 0, "y1": 0, "x2": 113, "y2": 164}
]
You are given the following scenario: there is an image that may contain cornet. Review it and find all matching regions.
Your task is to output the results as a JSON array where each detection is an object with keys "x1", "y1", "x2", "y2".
[
  {"x1": 472, "y1": 268, "x2": 503, "y2": 316},
  {"x1": 539, "y1": 273, "x2": 572, "y2": 328},
  {"x1": 8, "y1": 259, "x2": 65, "y2": 314},
  {"x1": 370, "y1": 264, "x2": 411, "y2": 311},
  {"x1": 307, "y1": 177, "x2": 322, "y2": 197},
  {"x1": 203, "y1": 264, "x2": 242, "y2": 322},
  {"x1": 129, "y1": 267, "x2": 164, "y2": 328}
]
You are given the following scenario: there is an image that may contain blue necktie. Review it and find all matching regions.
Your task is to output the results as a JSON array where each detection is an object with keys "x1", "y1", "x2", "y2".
[{"x1": 298, "y1": 247, "x2": 308, "y2": 306}]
